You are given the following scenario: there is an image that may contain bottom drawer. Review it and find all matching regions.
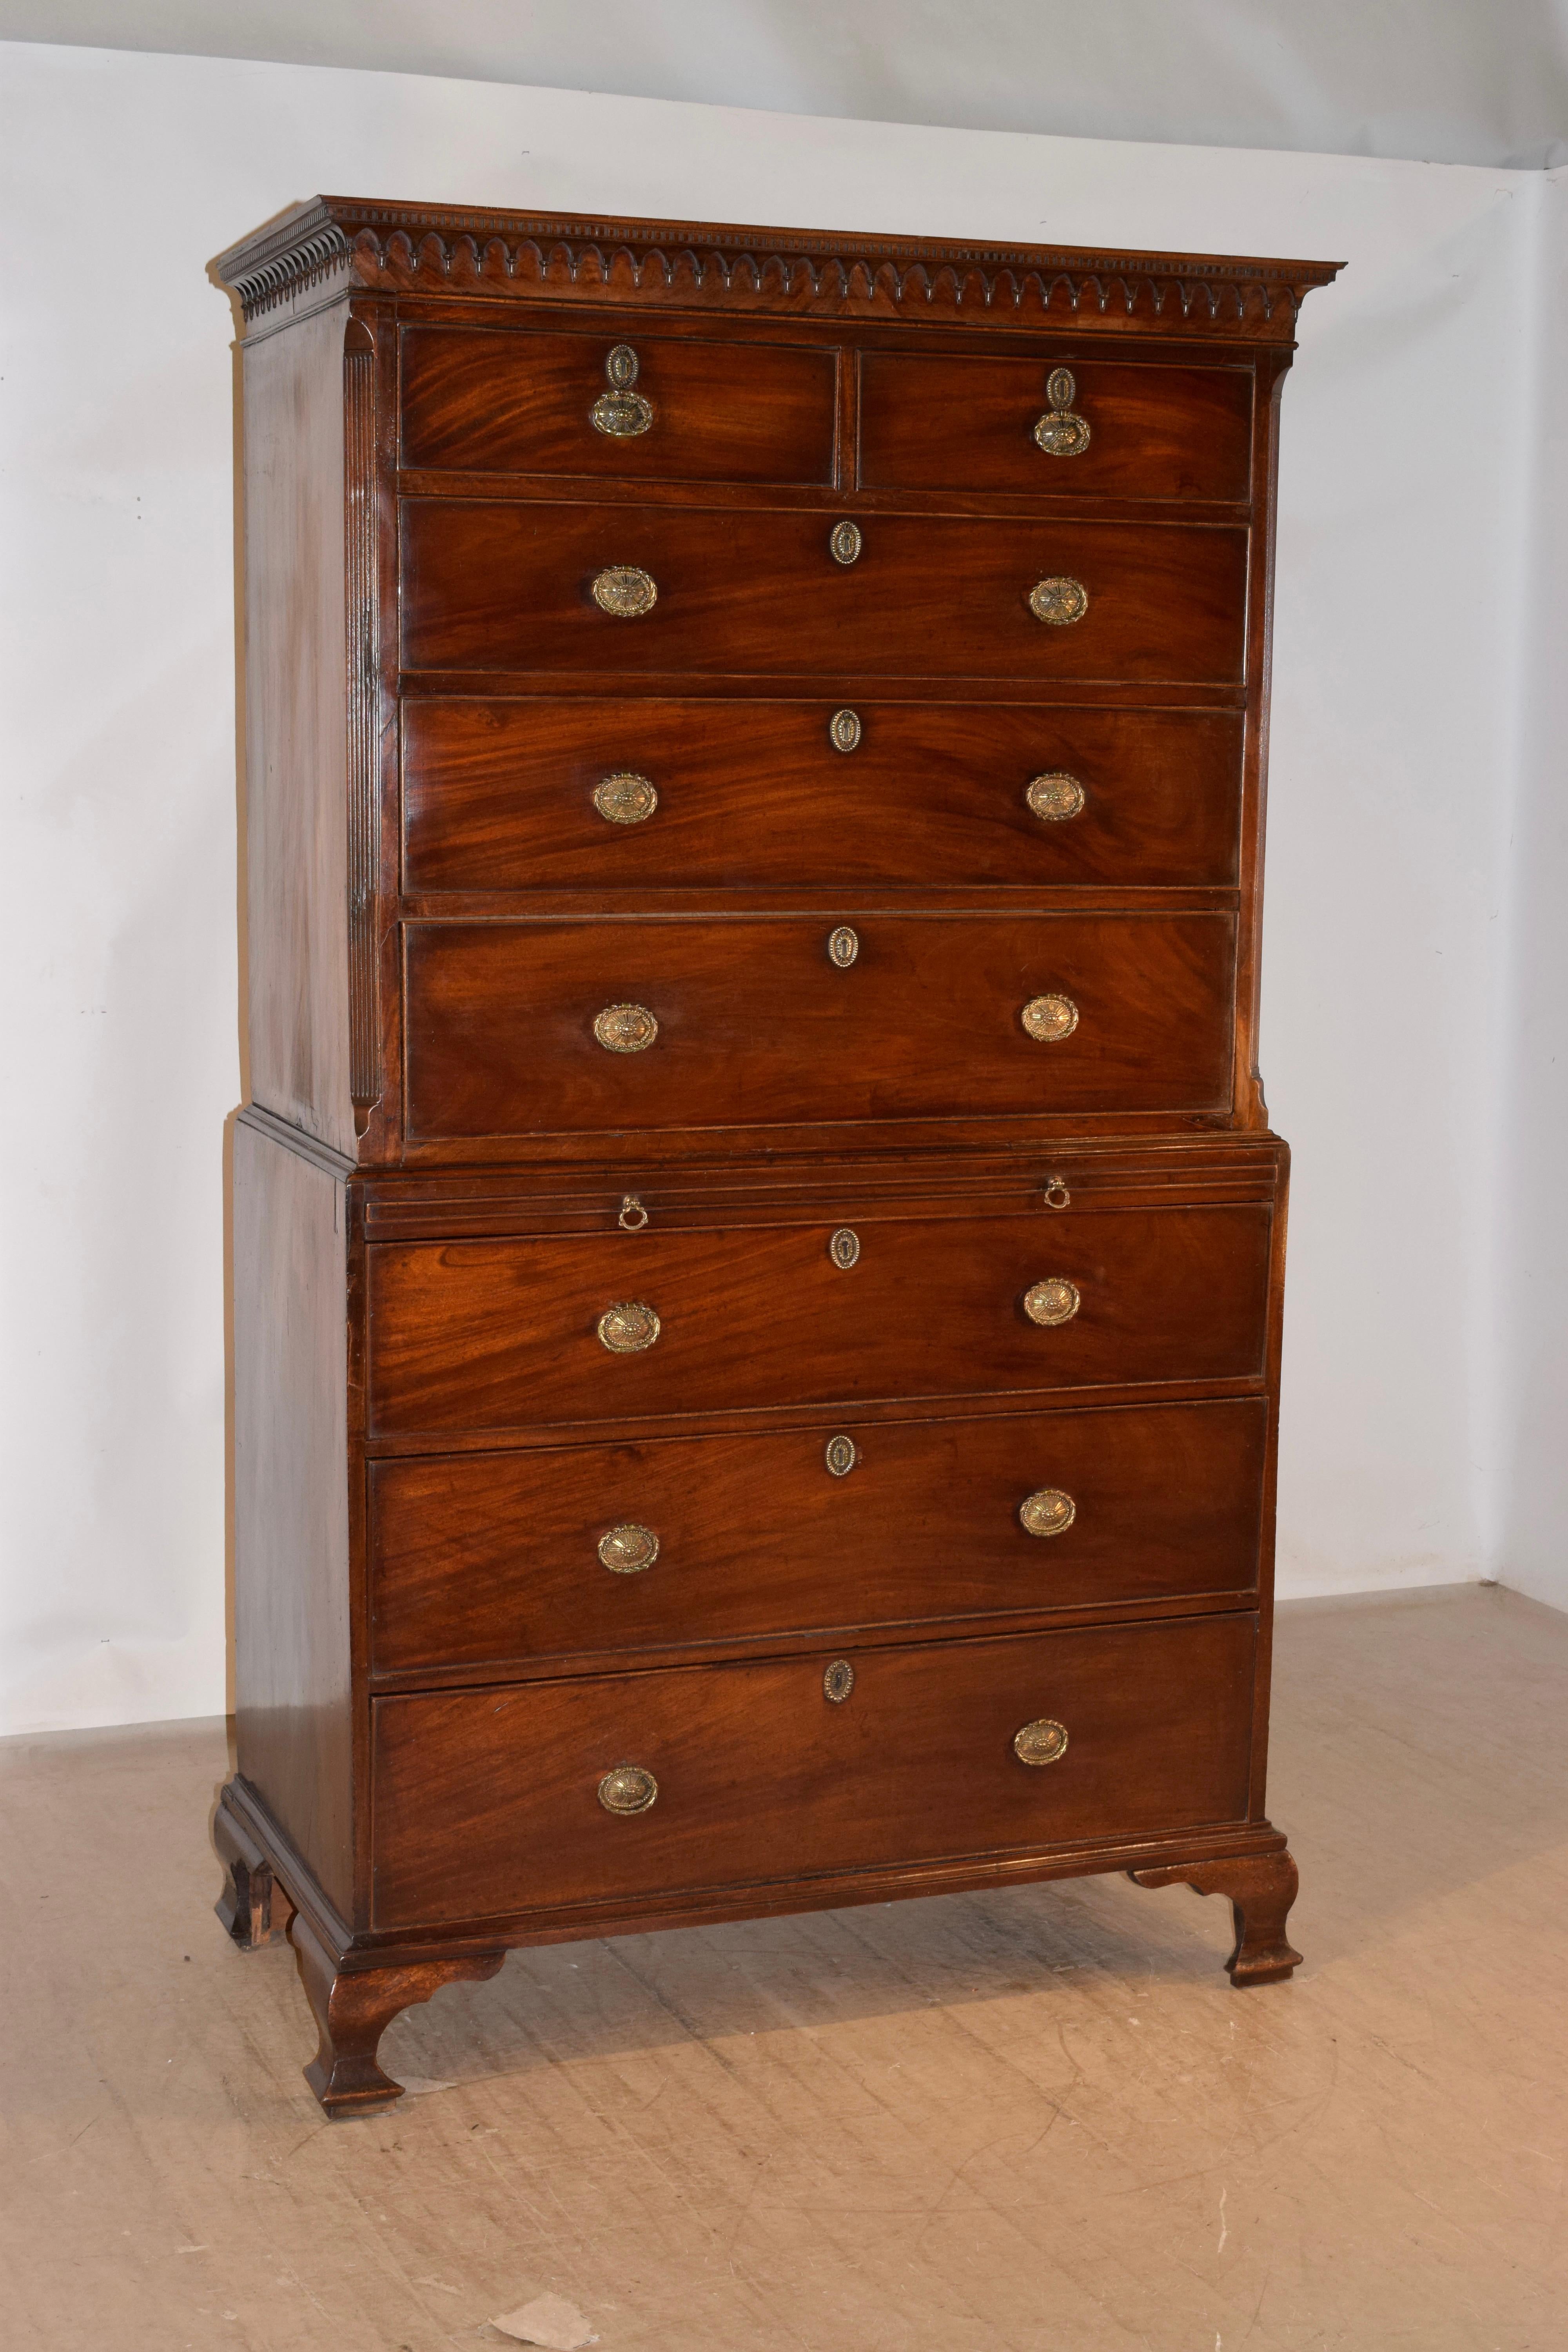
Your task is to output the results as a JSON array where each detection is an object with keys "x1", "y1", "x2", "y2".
[{"x1": 371, "y1": 1615, "x2": 1256, "y2": 1927}]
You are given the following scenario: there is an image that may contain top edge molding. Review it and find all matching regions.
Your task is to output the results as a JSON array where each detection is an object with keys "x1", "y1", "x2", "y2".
[{"x1": 211, "y1": 196, "x2": 1343, "y2": 342}]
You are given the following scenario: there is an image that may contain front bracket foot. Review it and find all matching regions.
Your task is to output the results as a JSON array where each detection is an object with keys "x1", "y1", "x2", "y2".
[
  {"x1": 1129, "y1": 1847, "x2": 1302, "y2": 1985},
  {"x1": 289, "y1": 1911, "x2": 507, "y2": 2117}
]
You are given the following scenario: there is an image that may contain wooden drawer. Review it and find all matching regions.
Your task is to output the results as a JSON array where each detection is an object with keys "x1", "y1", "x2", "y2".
[
  {"x1": 399, "y1": 324, "x2": 837, "y2": 486},
  {"x1": 400, "y1": 501, "x2": 1249, "y2": 683},
  {"x1": 401, "y1": 699, "x2": 1244, "y2": 893},
  {"x1": 370, "y1": 1614, "x2": 1258, "y2": 1927},
  {"x1": 368, "y1": 1398, "x2": 1267, "y2": 1675},
  {"x1": 859, "y1": 352, "x2": 1254, "y2": 501},
  {"x1": 403, "y1": 911, "x2": 1236, "y2": 1142},
  {"x1": 365, "y1": 1201, "x2": 1272, "y2": 1436}
]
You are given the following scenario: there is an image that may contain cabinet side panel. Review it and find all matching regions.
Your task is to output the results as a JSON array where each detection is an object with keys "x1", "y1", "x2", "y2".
[
  {"x1": 242, "y1": 305, "x2": 355, "y2": 1156},
  {"x1": 233, "y1": 1119, "x2": 354, "y2": 1916}
]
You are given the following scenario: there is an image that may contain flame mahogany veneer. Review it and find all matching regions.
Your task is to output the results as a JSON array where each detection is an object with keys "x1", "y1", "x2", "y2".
[{"x1": 214, "y1": 198, "x2": 1336, "y2": 2112}]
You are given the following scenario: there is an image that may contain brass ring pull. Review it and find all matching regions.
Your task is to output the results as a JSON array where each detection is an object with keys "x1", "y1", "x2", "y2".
[
  {"x1": 828, "y1": 1227, "x2": 860, "y2": 1269},
  {"x1": 594, "y1": 1003, "x2": 658, "y2": 1053},
  {"x1": 599, "y1": 1523, "x2": 660, "y2": 1573},
  {"x1": 828, "y1": 926, "x2": 860, "y2": 968},
  {"x1": 829, "y1": 708, "x2": 862, "y2": 752},
  {"x1": 829, "y1": 518, "x2": 862, "y2": 565},
  {"x1": 593, "y1": 772, "x2": 658, "y2": 825},
  {"x1": 597, "y1": 1300, "x2": 661, "y2": 1353},
  {"x1": 1013, "y1": 1718, "x2": 1069, "y2": 1766},
  {"x1": 1028, "y1": 575, "x2": 1088, "y2": 626},
  {"x1": 823, "y1": 1659, "x2": 855, "y2": 1704},
  {"x1": 1042, "y1": 1176, "x2": 1071, "y2": 1209},
  {"x1": 1020, "y1": 1488, "x2": 1076, "y2": 1538},
  {"x1": 1022, "y1": 994, "x2": 1078, "y2": 1042},
  {"x1": 1024, "y1": 1277, "x2": 1080, "y2": 1328},
  {"x1": 1025, "y1": 773, "x2": 1086, "y2": 823},
  {"x1": 591, "y1": 565, "x2": 658, "y2": 618},
  {"x1": 591, "y1": 345, "x2": 654, "y2": 438},
  {"x1": 617, "y1": 1194, "x2": 649, "y2": 1231},
  {"x1": 598, "y1": 1763, "x2": 658, "y2": 1814},
  {"x1": 824, "y1": 1433, "x2": 858, "y2": 1476},
  {"x1": 1033, "y1": 366, "x2": 1091, "y2": 457}
]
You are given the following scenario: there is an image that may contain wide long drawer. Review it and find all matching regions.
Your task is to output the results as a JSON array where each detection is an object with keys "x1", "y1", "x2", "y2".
[
  {"x1": 370, "y1": 1615, "x2": 1258, "y2": 1927},
  {"x1": 401, "y1": 699, "x2": 1245, "y2": 893},
  {"x1": 400, "y1": 501, "x2": 1249, "y2": 682},
  {"x1": 368, "y1": 1398, "x2": 1267, "y2": 1675},
  {"x1": 364, "y1": 1202, "x2": 1273, "y2": 1435},
  {"x1": 402, "y1": 911, "x2": 1236, "y2": 1141}
]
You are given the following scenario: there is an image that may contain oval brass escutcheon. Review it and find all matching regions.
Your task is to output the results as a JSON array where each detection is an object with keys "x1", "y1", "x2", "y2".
[
  {"x1": 829, "y1": 1227, "x2": 860, "y2": 1269},
  {"x1": 591, "y1": 345, "x2": 654, "y2": 437},
  {"x1": 597, "y1": 1299, "x2": 662, "y2": 1353},
  {"x1": 1025, "y1": 772, "x2": 1086, "y2": 823},
  {"x1": 591, "y1": 564, "x2": 658, "y2": 618},
  {"x1": 828, "y1": 925, "x2": 860, "y2": 968},
  {"x1": 829, "y1": 518, "x2": 863, "y2": 565},
  {"x1": 1033, "y1": 366, "x2": 1091, "y2": 457},
  {"x1": 824, "y1": 1433, "x2": 858, "y2": 1477},
  {"x1": 593, "y1": 1002, "x2": 659, "y2": 1053},
  {"x1": 829, "y1": 707, "x2": 862, "y2": 753},
  {"x1": 598, "y1": 1763, "x2": 659, "y2": 1814},
  {"x1": 1021, "y1": 993, "x2": 1079, "y2": 1043},
  {"x1": 1028, "y1": 575, "x2": 1089, "y2": 626},
  {"x1": 1020, "y1": 1487, "x2": 1077, "y2": 1539},
  {"x1": 823, "y1": 1658, "x2": 855, "y2": 1704},
  {"x1": 1024, "y1": 1277, "x2": 1080, "y2": 1328},
  {"x1": 592, "y1": 772, "x2": 659, "y2": 824},
  {"x1": 1013, "y1": 1717, "x2": 1069, "y2": 1766},
  {"x1": 599, "y1": 1522, "x2": 661, "y2": 1573}
]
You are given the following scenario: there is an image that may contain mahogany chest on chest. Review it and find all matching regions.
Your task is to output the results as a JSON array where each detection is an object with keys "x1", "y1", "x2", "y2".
[{"x1": 212, "y1": 198, "x2": 1338, "y2": 2113}]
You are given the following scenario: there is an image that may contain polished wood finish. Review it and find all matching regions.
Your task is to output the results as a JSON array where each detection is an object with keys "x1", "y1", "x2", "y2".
[{"x1": 213, "y1": 200, "x2": 1334, "y2": 2108}]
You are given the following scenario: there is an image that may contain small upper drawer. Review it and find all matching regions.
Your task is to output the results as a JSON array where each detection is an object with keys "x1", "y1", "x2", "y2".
[
  {"x1": 399, "y1": 325, "x2": 837, "y2": 485},
  {"x1": 859, "y1": 353, "x2": 1254, "y2": 501}
]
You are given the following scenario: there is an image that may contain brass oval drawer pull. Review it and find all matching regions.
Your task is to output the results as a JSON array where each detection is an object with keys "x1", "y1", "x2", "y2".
[
  {"x1": 828, "y1": 1227, "x2": 860, "y2": 1269},
  {"x1": 591, "y1": 564, "x2": 658, "y2": 618},
  {"x1": 1020, "y1": 1487, "x2": 1076, "y2": 1538},
  {"x1": 825, "y1": 1433, "x2": 858, "y2": 1476},
  {"x1": 594, "y1": 1002, "x2": 658, "y2": 1053},
  {"x1": 1029, "y1": 575, "x2": 1088, "y2": 626},
  {"x1": 1013, "y1": 1717, "x2": 1069, "y2": 1766},
  {"x1": 828, "y1": 925, "x2": 860, "y2": 968},
  {"x1": 1025, "y1": 773, "x2": 1086, "y2": 823},
  {"x1": 829, "y1": 707, "x2": 862, "y2": 752},
  {"x1": 599, "y1": 1763, "x2": 658, "y2": 1814},
  {"x1": 590, "y1": 344, "x2": 654, "y2": 438},
  {"x1": 829, "y1": 518, "x2": 862, "y2": 565},
  {"x1": 593, "y1": 772, "x2": 658, "y2": 824},
  {"x1": 1022, "y1": 993, "x2": 1078, "y2": 1042},
  {"x1": 599, "y1": 1522, "x2": 661, "y2": 1573},
  {"x1": 1033, "y1": 366, "x2": 1091, "y2": 458},
  {"x1": 1024, "y1": 1277, "x2": 1080, "y2": 1328},
  {"x1": 597, "y1": 1299, "x2": 661, "y2": 1353},
  {"x1": 823, "y1": 1658, "x2": 855, "y2": 1704}
]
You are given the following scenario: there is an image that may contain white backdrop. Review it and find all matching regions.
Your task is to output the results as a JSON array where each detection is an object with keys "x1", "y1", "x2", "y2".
[{"x1": 0, "y1": 40, "x2": 1542, "y2": 1732}]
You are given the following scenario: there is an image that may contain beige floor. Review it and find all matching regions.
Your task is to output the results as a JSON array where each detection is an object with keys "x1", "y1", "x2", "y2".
[{"x1": 2, "y1": 1585, "x2": 1565, "y2": 2352}]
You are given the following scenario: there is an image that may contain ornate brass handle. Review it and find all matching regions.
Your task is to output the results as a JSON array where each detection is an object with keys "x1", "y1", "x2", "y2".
[
  {"x1": 1022, "y1": 994, "x2": 1078, "y2": 1042},
  {"x1": 1033, "y1": 366, "x2": 1091, "y2": 457},
  {"x1": 1020, "y1": 1488, "x2": 1076, "y2": 1538},
  {"x1": 1024, "y1": 1277, "x2": 1080, "y2": 1328},
  {"x1": 591, "y1": 565, "x2": 658, "y2": 617},
  {"x1": 599, "y1": 1523, "x2": 660, "y2": 1573},
  {"x1": 597, "y1": 1300, "x2": 661, "y2": 1353},
  {"x1": 1013, "y1": 1718, "x2": 1069, "y2": 1766},
  {"x1": 1025, "y1": 773, "x2": 1086, "y2": 823},
  {"x1": 593, "y1": 772, "x2": 658, "y2": 824},
  {"x1": 1029, "y1": 575, "x2": 1088, "y2": 626},
  {"x1": 598, "y1": 1763, "x2": 658, "y2": 1814},
  {"x1": 594, "y1": 1003, "x2": 658, "y2": 1053},
  {"x1": 591, "y1": 345, "x2": 654, "y2": 439}
]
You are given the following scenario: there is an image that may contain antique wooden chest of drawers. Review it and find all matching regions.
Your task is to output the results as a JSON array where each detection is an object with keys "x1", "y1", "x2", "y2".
[{"x1": 212, "y1": 198, "x2": 1338, "y2": 2114}]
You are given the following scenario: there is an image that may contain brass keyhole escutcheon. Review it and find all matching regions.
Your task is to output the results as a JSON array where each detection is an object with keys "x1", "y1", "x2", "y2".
[
  {"x1": 594, "y1": 1002, "x2": 659, "y2": 1053},
  {"x1": 1025, "y1": 773, "x2": 1086, "y2": 823},
  {"x1": 598, "y1": 1764, "x2": 659, "y2": 1814},
  {"x1": 829, "y1": 708, "x2": 862, "y2": 753},
  {"x1": 1022, "y1": 993, "x2": 1078, "y2": 1043},
  {"x1": 829, "y1": 518, "x2": 863, "y2": 565},
  {"x1": 591, "y1": 345, "x2": 654, "y2": 438},
  {"x1": 591, "y1": 565, "x2": 658, "y2": 617},
  {"x1": 593, "y1": 772, "x2": 658, "y2": 824},
  {"x1": 823, "y1": 1659, "x2": 855, "y2": 1704},
  {"x1": 599, "y1": 1523, "x2": 661, "y2": 1573},
  {"x1": 1028, "y1": 575, "x2": 1088, "y2": 626},
  {"x1": 1020, "y1": 1488, "x2": 1076, "y2": 1539},
  {"x1": 1013, "y1": 1718, "x2": 1069, "y2": 1766},
  {"x1": 825, "y1": 1434, "x2": 858, "y2": 1477},
  {"x1": 829, "y1": 1227, "x2": 860, "y2": 1269},
  {"x1": 1024, "y1": 1277, "x2": 1080, "y2": 1328},
  {"x1": 828, "y1": 926, "x2": 860, "y2": 968},
  {"x1": 1033, "y1": 365, "x2": 1091, "y2": 457},
  {"x1": 597, "y1": 1300, "x2": 661, "y2": 1353}
]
